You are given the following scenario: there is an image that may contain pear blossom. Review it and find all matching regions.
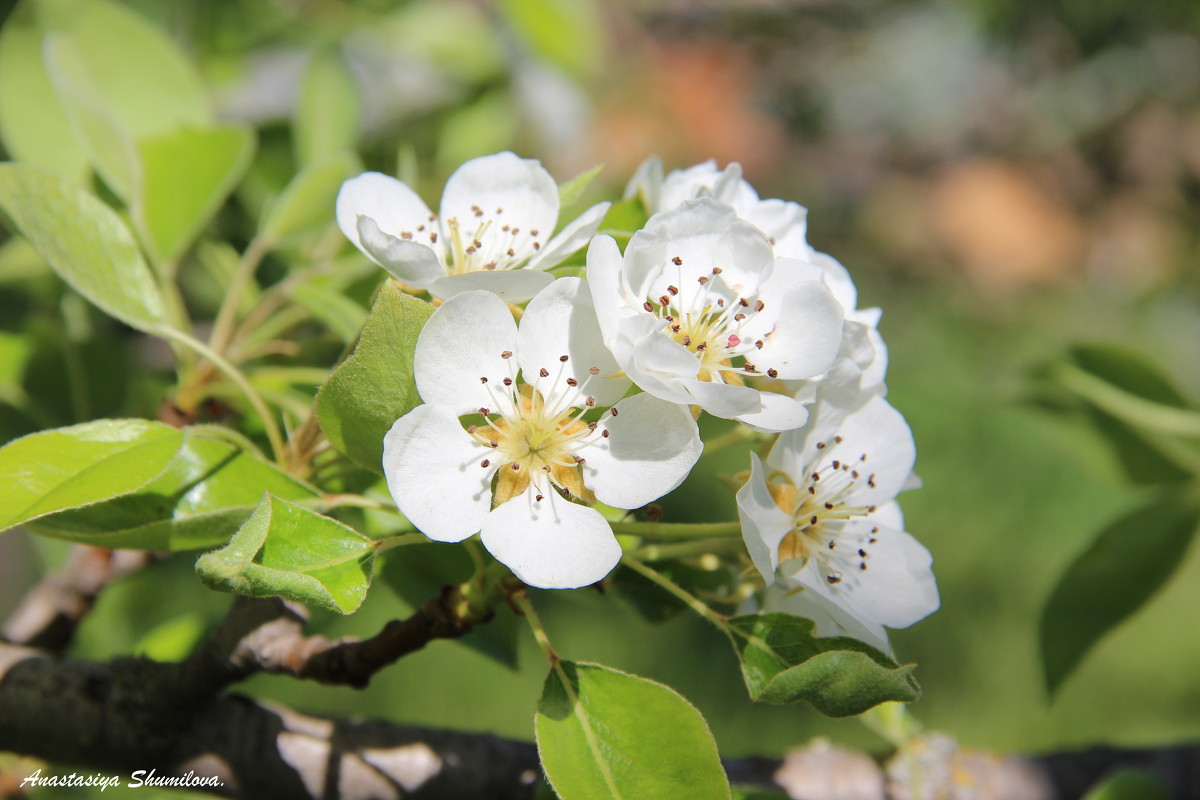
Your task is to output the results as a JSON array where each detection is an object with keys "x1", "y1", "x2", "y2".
[
  {"x1": 629, "y1": 156, "x2": 888, "y2": 391},
  {"x1": 337, "y1": 151, "x2": 610, "y2": 302},
  {"x1": 382, "y1": 278, "x2": 702, "y2": 589},
  {"x1": 586, "y1": 197, "x2": 845, "y2": 432},
  {"x1": 736, "y1": 392, "x2": 938, "y2": 647}
]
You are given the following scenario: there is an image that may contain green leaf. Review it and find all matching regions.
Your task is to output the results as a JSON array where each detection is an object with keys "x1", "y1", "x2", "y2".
[
  {"x1": 196, "y1": 494, "x2": 377, "y2": 614},
  {"x1": 1081, "y1": 769, "x2": 1170, "y2": 800},
  {"x1": 558, "y1": 164, "x2": 603, "y2": 211},
  {"x1": 0, "y1": 419, "x2": 183, "y2": 532},
  {"x1": 260, "y1": 151, "x2": 362, "y2": 245},
  {"x1": 26, "y1": 430, "x2": 319, "y2": 550},
  {"x1": 380, "y1": 543, "x2": 521, "y2": 668},
  {"x1": 0, "y1": 2, "x2": 89, "y2": 179},
  {"x1": 35, "y1": 0, "x2": 211, "y2": 134},
  {"x1": 136, "y1": 124, "x2": 256, "y2": 263},
  {"x1": 611, "y1": 560, "x2": 740, "y2": 622},
  {"x1": 497, "y1": 0, "x2": 605, "y2": 77},
  {"x1": 316, "y1": 283, "x2": 435, "y2": 472},
  {"x1": 292, "y1": 280, "x2": 369, "y2": 344},
  {"x1": 726, "y1": 612, "x2": 920, "y2": 717},
  {"x1": 1040, "y1": 489, "x2": 1200, "y2": 695},
  {"x1": 134, "y1": 613, "x2": 207, "y2": 662},
  {"x1": 294, "y1": 49, "x2": 360, "y2": 167},
  {"x1": 0, "y1": 163, "x2": 169, "y2": 333},
  {"x1": 43, "y1": 34, "x2": 141, "y2": 200},
  {"x1": 436, "y1": 89, "x2": 519, "y2": 174},
  {"x1": 536, "y1": 661, "x2": 730, "y2": 800}
]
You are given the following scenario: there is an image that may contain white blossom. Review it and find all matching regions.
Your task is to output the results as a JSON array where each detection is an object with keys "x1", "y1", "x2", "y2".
[
  {"x1": 736, "y1": 392, "x2": 938, "y2": 647},
  {"x1": 629, "y1": 156, "x2": 888, "y2": 391},
  {"x1": 587, "y1": 197, "x2": 844, "y2": 432},
  {"x1": 383, "y1": 279, "x2": 702, "y2": 589},
  {"x1": 337, "y1": 151, "x2": 610, "y2": 302}
]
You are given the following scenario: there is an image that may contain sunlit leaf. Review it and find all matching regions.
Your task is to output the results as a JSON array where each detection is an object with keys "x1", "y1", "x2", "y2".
[
  {"x1": 316, "y1": 283, "x2": 435, "y2": 472},
  {"x1": 497, "y1": 0, "x2": 604, "y2": 77},
  {"x1": 536, "y1": 661, "x2": 730, "y2": 800},
  {"x1": 0, "y1": 419, "x2": 182, "y2": 532},
  {"x1": 1040, "y1": 490, "x2": 1200, "y2": 695},
  {"x1": 0, "y1": 163, "x2": 168, "y2": 333},
  {"x1": 558, "y1": 164, "x2": 603, "y2": 211},
  {"x1": 26, "y1": 430, "x2": 319, "y2": 551},
  {"x1": 196, "y1": 494, "x2": 377, "y2": 614},
  {"x1": 727, "y1": 612, "x2": 920, "y2": 717},
  {"x1": 136, "y1": 124, "x2": 256, "y2": 263}
]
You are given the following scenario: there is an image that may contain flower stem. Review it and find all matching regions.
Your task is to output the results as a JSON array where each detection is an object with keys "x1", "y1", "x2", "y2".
[
  {"x1": 154, "y1": 325, "x2": 286, "y2": 463},
  {"x1": 511, "y1": 590, "x2": 558, "y2": 664},
  {"x1": 608, "y1": 520, "x2": 742, "y2": 539},
  {"x1": 374, "y1": 533, "x2": 426, "y2": 553},
  {"x1": 628, "y1": 538, "x2": 745, "y2": 561},
  {"x1": 703, "y1": 424, "x2": 772, "y2": 455},
  {"x1": 620, "y1": 553, "x2": 729, "y2": 631},
  {"x1": 209, "y1": 236, "x2": 270, "y2": 357}
]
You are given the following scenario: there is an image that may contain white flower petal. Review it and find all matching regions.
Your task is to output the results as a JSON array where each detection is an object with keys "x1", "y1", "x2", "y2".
[
  {"x1": 805, "y1": 519, "x2": 939, "y2": 630},
  {"x1": 517, "y1": 277, "x2": 629, "y2": 409},
  {"x1": 439, "y1": 152, "x2": 558, "y2": 255},
  {"x1": 482, "y1": 490, "x2": 621, "y2": 589},
  {"x1": 825, "y1": 396, "x2": 916, "y2": 506},
  {"x1": 755, "y1": 281, "x2": 844, "y2": 380},
  {"x1": 585, "y1": 233, "x2": 635, "y2": 345},
  {"x1": 747, "y1": 199, "x2": 810, "y2": 261},
  {"x1": 382, "y1": 405, "x2": 493, "y2": 543},
  {"x1": 580, "y1": 392, "x2": 702, "y2": 509},
  {"x1": 414, "y1": 290, "x2": 518, "y2": 415},
  {"x1": 736, "y1": 390, "x2": 810, "y2": 433},
  {"x1": 736, "y1": 453, "x2": 795, "y2": 583},
  {"x1": 357, "y1": 216, "x2": 445, "y2": 288},
  {"x1": 426, "y1": 268, "x2": 555, "y2": 303},
  {"x1": 337, "y1": 172, "x2": 437, "y2": 255},
  {"x1": 685, "y1": 378, "x2": 762, "y2": 420},
  {"x1": 526, "y1": 201, "x2": 611, "y2": 271},
  {"x1": 624, "y1": 154, "x2": 664, "y2": 208},
  {"x1": 766, "y1": 586, "x2": 892, "y2": 654}
]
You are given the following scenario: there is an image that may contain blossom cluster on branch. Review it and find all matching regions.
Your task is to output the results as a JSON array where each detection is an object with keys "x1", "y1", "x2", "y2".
[{"x1": 336, "y1": 152, "x2": 939, "y2": 648}]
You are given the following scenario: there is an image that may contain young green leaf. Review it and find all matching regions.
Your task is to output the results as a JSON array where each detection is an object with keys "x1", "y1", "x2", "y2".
[
  {"x1": 25, "y1": 430, "x2": 319, "y2": 551},
  {"x1": 726, "y1": 612, "x2": 920, "y2": 717},
  {"x1": 1040, "y1": 489, "x2": 1200, "y2": 695},
  {"x1": 497, "y1": 0, "x2": 605, "y2": 78},
  {"x1": 0, "y1": 3, "x2": 89, "y2": 179},
  {"x1": 557, "y1": 164, "x2": 603, "y2": 211},
  {"x1": 260, "y1": 151, "x2": 362, "y2": 245},
  {"x1": 316, "y1": 283, "x2": 435, "y2": 472},
  {"x1": 0, "y1": 419, "x2": 183, "y2": 533},
  {"x1": 292, "y1": 280, "x2": 369, "y2": 344},
  {"x1": 136, "y1": 124, "x2": 256, "y2": 264},
  {"x1": 294, "y1": 49, "x2": 361, "y2": 167},
  {"x1": 42, "y1": 34, "x2": 141, "y2": 201},
  {"x1": 536, "y1": 661, "x2": 731, "y2": 800},
  {"x1": 196, "y1": 494, "x2": 377, "y2": 614},
  {"x1": 0, "y1": 163, "x2": 169, "y2": 333}
]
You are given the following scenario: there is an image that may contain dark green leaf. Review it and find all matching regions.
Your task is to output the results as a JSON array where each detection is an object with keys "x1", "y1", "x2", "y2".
[
  {"x1": 25, "y1": 430, "x2": 318, "y2": 550},
  {"x1": 1081, "y1": 769, "x2": 1170, "y2": 800},
  {"x1": 611, "y1": 560, "x2": 740, "y2": 622},
  {"x1": 1040, "y1": 489, "x2": 1200, "y2": 695},
  {"x1": 536, "y1": 661, "x2": 730, "y2": 800},
  {"x1": 136, "y1": 125, "x2": 256, "y2": 263},
  {"x1": 316, "y1": 283, "x2": 435, "y2": 472},
  {"x1": 0, "y1": 419, "x2": 182, "y2": 532},
  {"x1": 0, "y1": 163, "x2": 168, "y2": 332},
  {"x1": 196, "y1": 494, "x2": 377, "y2": 614},
  {"x1": 727, "y1": 612, "x2": 920, "y2": 717}
]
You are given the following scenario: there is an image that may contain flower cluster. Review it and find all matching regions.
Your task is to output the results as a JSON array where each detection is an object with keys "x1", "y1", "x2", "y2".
[{"x1": 338, "y1": 152, "x2": 938, "y2": 646}]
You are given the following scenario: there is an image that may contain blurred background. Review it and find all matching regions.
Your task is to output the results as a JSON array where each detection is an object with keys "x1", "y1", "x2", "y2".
[{"x1": 2, "y1": 0, "x2": 1200, "y2": 773}]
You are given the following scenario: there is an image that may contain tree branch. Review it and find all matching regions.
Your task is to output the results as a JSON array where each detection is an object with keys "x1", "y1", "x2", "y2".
[{"x1": 1, "y1": 545, "x2": 157, "y2": 653}]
